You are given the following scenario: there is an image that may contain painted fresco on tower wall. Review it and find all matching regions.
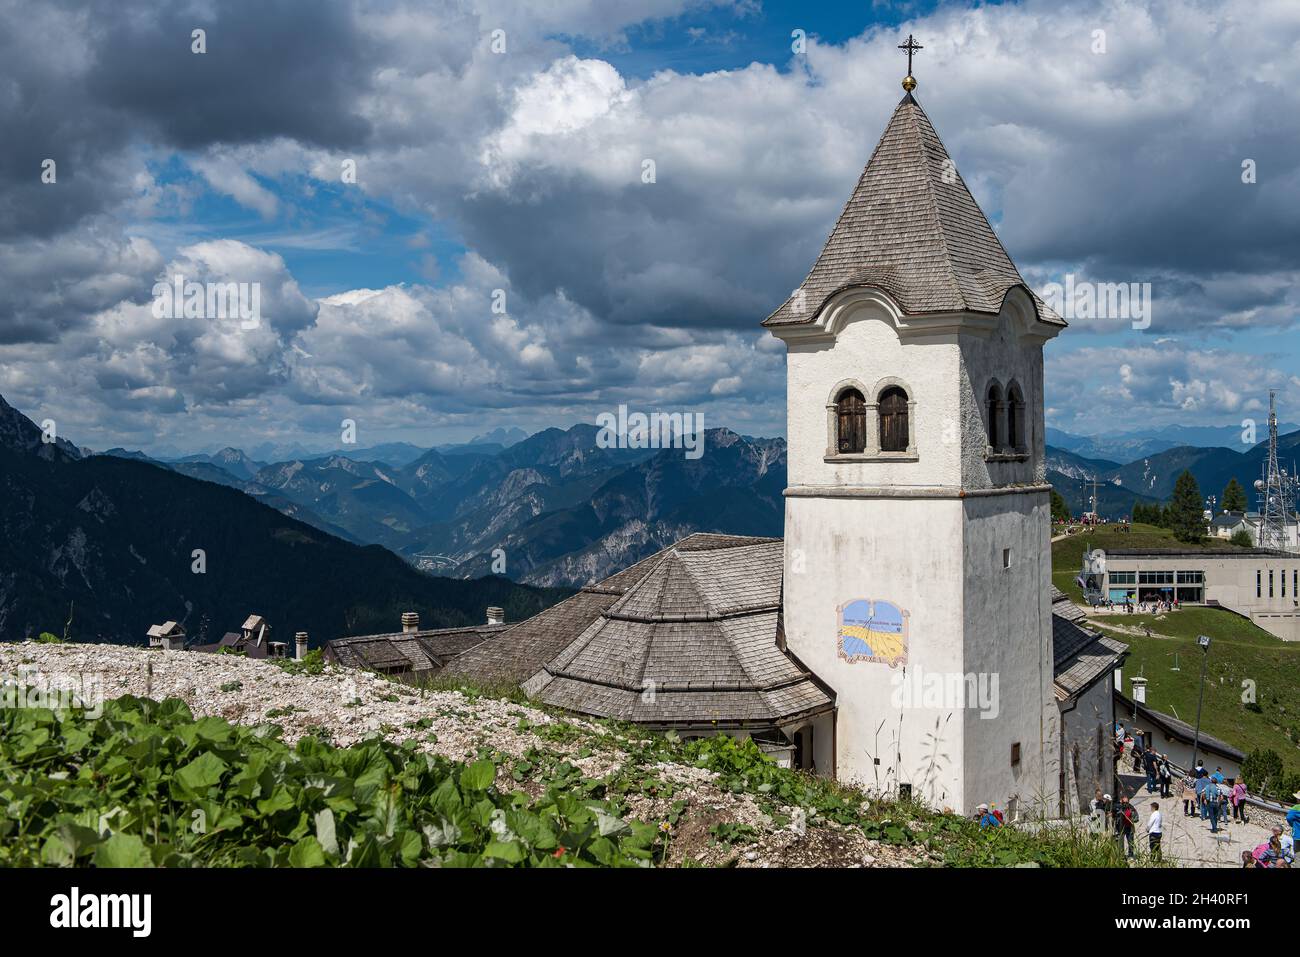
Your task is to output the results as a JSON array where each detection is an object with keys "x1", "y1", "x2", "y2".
[{"x1": 836, "y1": 599, "x2": 909, "y2": 668}]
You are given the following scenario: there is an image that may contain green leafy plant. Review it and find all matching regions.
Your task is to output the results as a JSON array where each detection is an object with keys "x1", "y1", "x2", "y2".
[{"x1": 0, "y1": 695, "x2": 661, "y2": 868}]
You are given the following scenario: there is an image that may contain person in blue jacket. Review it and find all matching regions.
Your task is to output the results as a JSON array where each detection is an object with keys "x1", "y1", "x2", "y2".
[
  {"x1": 977, "y1": 803, "x2": 1001, "y2": 829},
  {"x1": 1287, "y1": 791, "x2": 1300, "y2": 846}
]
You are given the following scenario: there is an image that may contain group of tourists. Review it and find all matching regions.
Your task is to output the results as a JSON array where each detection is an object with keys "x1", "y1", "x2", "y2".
[
  {"x1": 1103, "y1": 597, "x2": 1178, "y2": 614},
  {"x1": 1241, "y1": 794, "x2": 1299, "y2": 869},
  {"x1": 1242, "y1": 823, "x2": 1297, "y2": 868},
  {"x1": 1179, "y1": 761, "x2": 1234, "y2": 832},
  {"x1": 1105, "y1": 726, "x2": 1300, "y2": 866},
  {"x1": 1088, "y1": 790, "x2": 1163, "y2": 859}
]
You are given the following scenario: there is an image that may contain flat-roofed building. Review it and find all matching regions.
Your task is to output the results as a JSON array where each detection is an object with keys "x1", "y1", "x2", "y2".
[{"x1": 1099, "y1": 547, "x2": 1300, "y2": 641}]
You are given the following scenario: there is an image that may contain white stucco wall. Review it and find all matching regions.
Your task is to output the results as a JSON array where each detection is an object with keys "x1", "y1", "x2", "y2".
[
  {"x1": 961, "y1": 491, "x2": 1058, "y2": 817},
  {"x1": 784, "y1": 299, "x2": 963, "y2": 490},
  {"x1": 775, "y1": 291, "x2": 1062, "y2": 817},
  {"x1": 783, "y1": 495, "x2": 969, "y2": 804}
]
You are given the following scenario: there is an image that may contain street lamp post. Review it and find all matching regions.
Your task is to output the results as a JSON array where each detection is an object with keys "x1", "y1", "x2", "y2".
[{"x1": 1190, "y1": 634, "x2": 1212, "y2": 771}]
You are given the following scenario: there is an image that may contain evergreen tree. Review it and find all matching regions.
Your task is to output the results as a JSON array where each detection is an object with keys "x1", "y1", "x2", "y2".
[
  {"x1": 1222, "y1": 477, "x2": 1247, "y2": 513},
  {"x1": 1050, "y1": 488, "x2": 1070, "y2": 522},
  {"x1": 1169, "y1": 469, "x2": 1206, "y2": 543}
]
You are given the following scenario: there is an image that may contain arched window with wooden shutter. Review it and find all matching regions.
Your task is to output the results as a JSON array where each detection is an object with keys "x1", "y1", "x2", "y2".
[
  {"x1": 835, "y1": 388, "x2": 866, "y2": 453},
  {"x1": 878, "y1": 386, "x2": 909, "y2": 453}
]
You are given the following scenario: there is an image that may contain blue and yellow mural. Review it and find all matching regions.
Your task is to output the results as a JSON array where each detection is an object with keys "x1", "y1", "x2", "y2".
[{"x1": 837, "y1": 599, "x2": 908, "y2": 668}]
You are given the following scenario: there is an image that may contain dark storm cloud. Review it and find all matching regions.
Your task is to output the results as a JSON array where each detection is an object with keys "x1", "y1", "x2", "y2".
[
  {"x1": 0, "y1": 0, "x2": 373, "y2": 242},
  {"x1": 456, "y1": 182, "x2": 797, "y2": 329},
  {"x1": 85, "y1": 0, "x2": 374, "y2": 150}
]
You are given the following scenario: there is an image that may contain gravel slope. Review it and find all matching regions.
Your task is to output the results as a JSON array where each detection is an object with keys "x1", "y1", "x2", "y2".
[{"x1": 1, "y1": 642, "x2": 929, "y2": 867}]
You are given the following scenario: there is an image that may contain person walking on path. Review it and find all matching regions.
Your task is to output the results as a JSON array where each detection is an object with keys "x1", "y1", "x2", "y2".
[
  {"x1": 1116, "y1": 795, "x2": 1138, "y2": 858},
  {"x1": 1181, "y1": 771, "x2": 1197, "y2": 817},
  {"x1": 1147, "y1": 802, "x2": 1163, "y2": 861},
  {"x1": 1142, "y1": 748, "x2": 1159, "y2": 794},
  {"x1": 1088, "y1": 789, "x2": 1108, "y2": 835},
  {"x1": 1208, "y1": 783, "x2": 1223, "y2": 834},
  {"x1": 1231, "y1": 779, "x2": 1248, "y2": 823},
  {"x1": 1195, "y1": 773, "x2": 1213, "y2": 821},
  {"x1": 1158, "y1": 755, "x2": 1172, "y2": 798}
]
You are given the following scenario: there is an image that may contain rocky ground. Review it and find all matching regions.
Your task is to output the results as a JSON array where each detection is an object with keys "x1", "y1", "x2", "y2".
[{"x1": 1, "y1": 642, "x2": 933, "y2": 868}]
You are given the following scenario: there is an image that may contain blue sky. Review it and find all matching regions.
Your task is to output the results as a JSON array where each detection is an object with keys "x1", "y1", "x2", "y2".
[{"x1": 1, "y1": 0, "x2": 1297, "y2": 456}]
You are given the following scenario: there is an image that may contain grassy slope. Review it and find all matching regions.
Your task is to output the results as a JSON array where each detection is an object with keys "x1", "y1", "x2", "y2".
[{"x1": 1052, "y1": 525, "x2": 1300, "y2": 777}]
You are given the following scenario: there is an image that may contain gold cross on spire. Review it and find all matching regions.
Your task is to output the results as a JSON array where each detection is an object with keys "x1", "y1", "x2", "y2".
[{"x1": 898, "y1": 34, "x2": 923, "y2": 92}]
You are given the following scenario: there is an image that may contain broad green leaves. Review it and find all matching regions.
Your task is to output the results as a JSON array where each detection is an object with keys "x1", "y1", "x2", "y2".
[
  {"x1": 174, "y1": 752, "x2": 228, "y2": 794},
  {"x1": 0, "y1": 694, "x2": 664, "y2": 868}
]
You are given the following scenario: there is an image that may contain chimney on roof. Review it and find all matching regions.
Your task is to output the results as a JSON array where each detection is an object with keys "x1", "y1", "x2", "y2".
[
  {"x1": 486, "y1": 606, "x2": 504, "y2": 625},
  {"x1": 295, "y1": 632, "x2": 309, "y2": 660},
  {"x1": 401, "y1": 611, "x2": 420, "y2": 634}
]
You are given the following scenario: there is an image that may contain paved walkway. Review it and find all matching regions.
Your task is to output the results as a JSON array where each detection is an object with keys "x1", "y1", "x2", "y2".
[{"x1": 1116, "y1": 772, "x2": 1281, "y2": 867}]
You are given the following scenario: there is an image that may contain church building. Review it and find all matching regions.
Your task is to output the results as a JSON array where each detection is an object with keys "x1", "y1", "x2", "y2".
[{"x1": 430, "y1": 55, "x2": 1126, "y2": 819}]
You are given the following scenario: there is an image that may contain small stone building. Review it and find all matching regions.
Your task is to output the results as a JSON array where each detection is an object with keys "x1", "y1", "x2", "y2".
[
  {"x1": 145, "y1": 621, "x2": 186, "y2": 651},
  {"x1": 1050, "y1": 587, "x2": 1128, "y2": 814}
]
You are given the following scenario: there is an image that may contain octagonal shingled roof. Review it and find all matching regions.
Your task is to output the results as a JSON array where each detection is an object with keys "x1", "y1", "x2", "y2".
[
  {"x1": 519, "y1": 536, "x2": 834, "y2": 728},
  {"x1": 763, "y1": 92, "x2": 1063, "y2": 329}
]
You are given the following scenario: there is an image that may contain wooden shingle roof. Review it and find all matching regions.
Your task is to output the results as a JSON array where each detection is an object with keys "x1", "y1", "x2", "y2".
[
  {"x1": 440, "y1": 535, "x2": 776, "y2": 687},
  {"x1": 1116, "y1": 692, "x2": 1245, "y2": 763},
  {"x1": 1050, "y1": 587, "x2": 1128, "y2": 703},
  {"x1": 764, "y1": 92, "x2": 1062, "y2": 329},
  {"x1": 518, "y1": 536, "x2": 833, "y2": 728},
  {"x1": 327, "y1": 623, "x2": 506, "y2": 674}
]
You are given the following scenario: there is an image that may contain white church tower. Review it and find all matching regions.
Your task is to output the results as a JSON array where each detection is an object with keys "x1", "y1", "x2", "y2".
[{"x1": 765, "y1": 50, "x2": 1066, "y2": 817}]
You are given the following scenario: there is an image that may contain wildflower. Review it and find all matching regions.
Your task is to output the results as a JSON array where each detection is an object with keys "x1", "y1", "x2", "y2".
[
  {"x1": 659, "y1": 821, "x2": 671, "y2": 833},
  {"x1": 553, "y1": 846, "x2": 566, "y2": 858}
]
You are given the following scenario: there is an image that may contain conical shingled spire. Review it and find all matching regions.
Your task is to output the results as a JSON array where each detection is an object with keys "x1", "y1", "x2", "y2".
[{"x1": 764, "y1": 93, "x2": 1062, "y2": 328}]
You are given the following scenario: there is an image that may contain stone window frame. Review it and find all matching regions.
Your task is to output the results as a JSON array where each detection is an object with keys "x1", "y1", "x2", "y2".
[
  {"x1": 985, "y1": 377, "x2": 1030, "y2": 463},
  {"x1": 824, "y1": 375, "x2": 918, "y2": 462},
  {"x1": 985, "y1": 378, "x2": 1004, "y2": 453},
  {"x1": 829, "y1": 380, "x2": 868, "y2": 454}
]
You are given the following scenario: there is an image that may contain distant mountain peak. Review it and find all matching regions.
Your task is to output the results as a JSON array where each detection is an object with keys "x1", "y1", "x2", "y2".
[
  {"x1": 469, "y1": 426, "x2": 528, "y2": 447},
  {"x1": 0, "y1": 393, "x2": 81, "y2": 462}
]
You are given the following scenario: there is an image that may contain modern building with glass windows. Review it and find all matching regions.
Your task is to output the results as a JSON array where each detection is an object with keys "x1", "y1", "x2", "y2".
[{"x1": 1098, "y1": 548, "x2": 1300, "y2": 641}]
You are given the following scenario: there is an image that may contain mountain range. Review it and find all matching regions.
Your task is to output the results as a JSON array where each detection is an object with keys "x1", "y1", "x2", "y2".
[
  {"x1": 1046, "y1": 423, "x2": 1299, "y2": 463},
  {"x1": 1047, "y1": 429, "x2": 1300, "y2": 518},
  {"x1": 0, "y1": 395, "x2": 565, "y2": 644},
  {"x1": 10, "y1": 382, "x2": 1299, "y2": 643},
  {"x1": 87, "y1": 413, "x2": 1300, "y2": 570},
  {"x1": 80, "y1": 418, "x2": 788, "y2": 588}
]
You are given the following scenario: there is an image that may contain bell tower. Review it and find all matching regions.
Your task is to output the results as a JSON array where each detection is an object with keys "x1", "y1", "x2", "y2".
[{"x1": 765, "y1": 61, "x2": 1066, "y2": 816}]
